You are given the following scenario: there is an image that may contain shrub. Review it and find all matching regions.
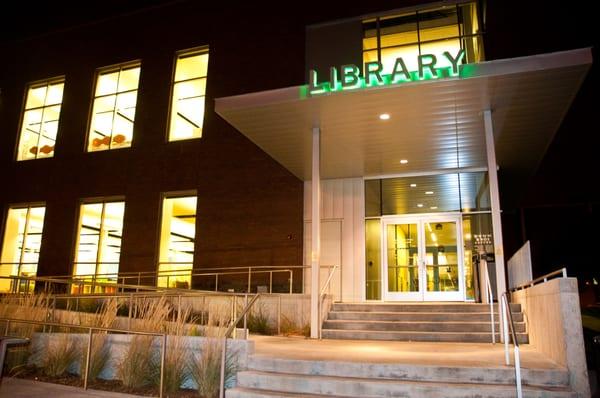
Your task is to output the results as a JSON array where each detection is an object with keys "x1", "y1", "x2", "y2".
[
  {"x1": 118, "y1": 335, "x2": 157, "y2": 388},
  {"x1": 40, "y1": 334, "x2": 80, "y2": 378},
  {"x1": 247, "y1": 303, "x2": 272, "y2": 335},
  {"x1": 189, "y1": 338, "x2": 237, "y2": 398},
  {"x1": 81, "y1": 298, "x2": 120, "y2": 381}
]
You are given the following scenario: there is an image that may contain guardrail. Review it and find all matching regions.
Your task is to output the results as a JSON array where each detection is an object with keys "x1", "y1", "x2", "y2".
[
  {"x1": 318, "y1": 264, "x2": 339, "y2": 339},
  {"x1": 0, "y1": 317, "x2": 171, "y2": 397},
  {"x1": 500, "y1": 292, "x2": 522, "y2": 398},
  {"x1": 509, "y1": 268, "x2": 567, "y2": 292},
  {"x1": 481, "y1": 259, "x2": 496, "y2": 344}
]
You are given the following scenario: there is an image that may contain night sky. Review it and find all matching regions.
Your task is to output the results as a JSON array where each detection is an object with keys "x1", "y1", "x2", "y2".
[{"x1": 1, "y1": 0, "x2": 598, "y2": 284}]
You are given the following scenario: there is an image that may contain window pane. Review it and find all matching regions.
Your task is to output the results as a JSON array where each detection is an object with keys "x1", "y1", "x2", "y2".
[
  {"x1": 365, "y1": 219, "x2": 381, "y2": 300},
  {"x1": 380, "y1": 44, "x2": 420, "y2": 74},
  {"x1": 169, "y1": 49, "x2": 209, "y2": 141},
  {"x1": 380, "y1": 13, "x2": 418, "y2": 46},
  {"x1": 175, "y1": 52, "x2": 208, "y2": 82},
  {"x1": 17, "y1": 80, "x2": 64, "y2": 161},
  {"x1": 158, "y1": 196, "x2": 196, "y2": 288},
  {"x1": 0, "y1": 206, "x2": 46, "y2": 292},
  {"x1": 74, "y1": 201, "x2": 124, "y2": 289},
  {"x1": 418, "y1": 7, "x2": 459, "y2": 42},
  {"x1": 88, "y1": 63, "x2": 139, "y2": 151}
]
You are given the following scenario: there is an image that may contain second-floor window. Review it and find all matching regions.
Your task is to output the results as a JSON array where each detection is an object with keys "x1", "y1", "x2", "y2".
[
  {"x1": 16, "y1": 79, "x2": 64, "y2": 160},
  {"x1": 363, "y1": 2, "x2": 483, "y2": 75},
  {"x1": 88, "y1": 63, "x2": 140, "y2": 151},
  {"x1": 168, "y1": 48, "x2": 209, "y2": 141}
]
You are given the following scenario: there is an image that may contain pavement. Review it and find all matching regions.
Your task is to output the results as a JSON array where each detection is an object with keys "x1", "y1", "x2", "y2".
[{"x1": 0, "y1": 378, "x2": 145, "y2": 398}]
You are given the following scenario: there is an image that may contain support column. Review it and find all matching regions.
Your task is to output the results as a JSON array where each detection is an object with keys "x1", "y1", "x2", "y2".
[
  {"x1": 310, "y1": 127, "x2": 321, "y2": 339},
  {"x1": 483, "y1": 110, "x2": 507, "y2": 299}
]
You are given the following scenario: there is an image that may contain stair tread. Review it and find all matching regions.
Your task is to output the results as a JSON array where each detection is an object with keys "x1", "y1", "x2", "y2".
[
  {"x1": 227, "y1": 386, "x2": 347, "y2": 397},
  {"x1": 238, "y1": 370, "x2": 573, "y2": 391},
  {"x1": 322, "y1": 328, "x2": 527, "y2": 335},
  {"x1": 324, "y1": 319, "x2": 524, "y2": 324},
  {"x1": 330, "y1": 311, "x2": 520, "y2": 315}
]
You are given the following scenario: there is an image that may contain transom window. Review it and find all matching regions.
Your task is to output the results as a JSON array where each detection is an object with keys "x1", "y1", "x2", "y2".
[
  {"x1": 88, "y1": 63, "x2": 140, "y2": 151},
  {"x1": 0, "y1": 205, "x2": 46, "y2": 292},
  {"x1": 16, "y1": 79, "x2": 64, "y2": 161},
  {"x1": 363, "y1": 2, "x2": 483, "y2": 74},
  {"x1": 73, "y1": 201, "x2": 125, "y2": 292},
  {"x1": 168, "y1": 48, "x2": 209, "y2": 141}
]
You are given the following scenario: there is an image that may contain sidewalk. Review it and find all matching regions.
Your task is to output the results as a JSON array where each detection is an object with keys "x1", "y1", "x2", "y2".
[{"x1": 0, "y1": 378, "x2": 146, "y2": 398}]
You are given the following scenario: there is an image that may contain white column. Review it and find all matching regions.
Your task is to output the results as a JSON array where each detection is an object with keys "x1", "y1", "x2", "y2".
[
  {"x1": 483, "y1": 110, "x2": 507, "y2": 299},
  {"x1": 310, "y1": 127, "x2": 321, "y2": 339}
]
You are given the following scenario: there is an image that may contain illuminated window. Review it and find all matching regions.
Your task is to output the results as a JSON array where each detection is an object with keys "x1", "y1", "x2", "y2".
[
  {"x1": 0, "y1": 205, "x2": 46, "y2": 292},
  {"x1": 73, "y1": 201, "x2": 124, "y2": 292},
  {"x1": 168, "y1": 49, "x2": 209, "y2": 141},
  {"x1": 16, "y1": 79, "x2": 64, "y2": 160},
  {"x1": 88, "y1": 63, "x2": 140, "y2": 151},
  {"x1": 363, "y1": 2, "x2": 483, "y2": 74},
  {"x1": 158, "y1": 196, "x2": 197, "y2": 288}
]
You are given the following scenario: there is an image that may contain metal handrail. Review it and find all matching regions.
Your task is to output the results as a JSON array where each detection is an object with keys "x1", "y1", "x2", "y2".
[
  {"x1": 481, "y1": 259, "x2": 496, "y2": 344},
  {"x1": 500, "y1": 292, "x2": 522, "y2": 398},
  {"x1": 219, "y1": 293, "x2": 260, "y2": 398},
  {"x1": 1, "y1": 317, "x2": 169, "y2": 398},
  {"x1": 318, "y1": 264, "x2": 339, "y2": 339},
  {"x1": 510, "y1": 268, "x2": 567, "y2": 292}
]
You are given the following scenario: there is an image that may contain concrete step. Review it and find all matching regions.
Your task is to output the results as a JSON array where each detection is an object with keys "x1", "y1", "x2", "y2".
[
  {"x1": 327, "y1": 310, "x2": 524, "y2": 322},
  {"x1": 247, "y1": 355, "x2": 570, "y2": 388},
  {"x1": 235, "y1": 370, "x2": 575, "y2": 398},
  {"x1": 322, "y1": 319, "x2": 527, "y2": 333},
  {"x1": 226, "y1": 387, "x2": 343, "y2": 398},
  {"x1": 331, "y1": 303, "x2": 521, "y2": 313},
  {"x1": 321, "y1": 329, "x2": 529, "y2": 343}
]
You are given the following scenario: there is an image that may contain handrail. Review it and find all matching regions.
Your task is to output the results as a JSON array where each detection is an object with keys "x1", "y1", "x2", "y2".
[
  {"x1": 1, "y1": 317, "x2": 168, "y2": 398},
  {"x1": 500, "y1": 292, "x2": 522, "y2": 398},
  {"x1": 481, "y1": 259, "x2": 496, "y2": 344},
  {"x1": 318, "y1": 264, "x2": 339, "y2": 339},
  {"x1": 509, "y1": 267, "x2": 567, "y2": 292},
  {"x1": 219, "y1": 293, "x2": 260, "y2": 398}
]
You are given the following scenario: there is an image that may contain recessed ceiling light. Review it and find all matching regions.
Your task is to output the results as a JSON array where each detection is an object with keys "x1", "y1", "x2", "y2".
[
  {"x1": 417, "y1": 203, "x2": 424, "y2": 208},
  {"x1": 400, "y1": 159, "x2": 408, "y2": 164},
  {"x1": 425, "y1": 191, "x2": 434, "y2": 195},
  {"x1": 430, "y1": 206, "x2": 438, "y2": 210},
  {"x1": 379, "y1": 113, "x2": 390, "y2": 120},
  {"x1": 410, "y1": 183, "x2": 417, "y2": 188}
]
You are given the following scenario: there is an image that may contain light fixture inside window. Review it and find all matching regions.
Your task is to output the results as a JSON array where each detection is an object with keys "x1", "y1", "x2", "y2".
[
  {"x1": 400, "y1": 159, "x2": 408, "y2": 164},
  {"x1": 430, "y1": 206, "x2": 438, "y2": 210},
  {"x1": 410, "y1": 183, "x2": 417, "y2": 188},
  {"x1": 425, "y1": 191, "x2": 434, "y2": 195},
  {"x1": 417, "y1": 203, "x2": 423, "y2": 208},
  {"x1": 379, "y1": 113, "x2": 390, "y2": 120}
]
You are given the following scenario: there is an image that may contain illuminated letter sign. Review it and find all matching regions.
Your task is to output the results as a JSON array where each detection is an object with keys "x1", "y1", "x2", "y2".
[{"x1": 308, "y1": 49, "x2": 465, "y2": 96}]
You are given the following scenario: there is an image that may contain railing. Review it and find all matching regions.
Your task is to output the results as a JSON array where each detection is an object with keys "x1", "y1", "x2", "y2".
[
  {"x1": 481, "y1": 259, "x2": 496, "y2": 344},
  {"x1": 318, "y1": 264, "x2": 339, "y2": 339},
  {"x1": 500, "y1": 292, "x2": 522, "y2": 398},
  {"x1": 1, "y1": 317, "x2": 169, "y2": 398},
  {"x1": 509, "y1": 268, "x2": 567, "y2": 292},
  {"x1": 219, "y1": 293, "x2": 261, "y2": 398}
]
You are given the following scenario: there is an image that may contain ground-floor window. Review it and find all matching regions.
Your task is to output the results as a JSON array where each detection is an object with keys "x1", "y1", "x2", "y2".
[
  {"x1": 73, "y1": 200, "x2": 125, "y2": 293},
  {"x1": 157, "y1": 195, "x2": 197, "y2": 288},
  {"x1": 0, "y1": 205, "x2": 46, "y2": 292}
]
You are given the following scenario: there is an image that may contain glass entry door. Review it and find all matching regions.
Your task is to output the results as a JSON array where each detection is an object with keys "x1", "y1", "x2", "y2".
[{"x1": 382, "y1": 214, "x2": 464, "y2": 301}]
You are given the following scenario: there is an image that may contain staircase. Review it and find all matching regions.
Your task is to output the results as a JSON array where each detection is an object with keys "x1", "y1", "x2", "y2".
[
  {"x1": 321, "y1": 302, "x2": 528, "y2": 343},
  {"x1": 226, "y1": 354, "x2": 575, "y2": 398}
]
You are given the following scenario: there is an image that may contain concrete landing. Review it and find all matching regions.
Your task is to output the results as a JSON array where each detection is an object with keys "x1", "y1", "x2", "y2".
[
  {"x1": 251, "y1": 335, "x2": 561, "y2": 369},
  {"x1": 0, "y1": 378, "x2": 145, "y2": 398}
]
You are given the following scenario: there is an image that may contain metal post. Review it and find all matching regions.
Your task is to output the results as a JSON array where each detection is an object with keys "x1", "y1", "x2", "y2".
[
  {"x1": 215, "y1": 274, "x2": 219, "y2": 292},
  {"x1": 289, "y1": 271, "x2": 293, "y2": 294},
  {"x1": 83, "y1": 328, "x2": 93, "y2": 390},
  {"x1": 4, "y1": 320, "x2": 10, "y2": 336},
  {"x1": 243, "y1": 294, "x2": 248, "y2": 338},
  {"x1": 310, "y1": 127, "x2": 321, "y2": 339},
  {"x1": 502, "y1": 297, "x2": 510, "y2": 365},
  {"x1": 219, "y1": 336, "x2": 227, "y2": 398},
  {"x1": 159, "y1": 334, "x2": 166, "y2": 398},
  {"x1": 247, "y1": 267, "x2": 252, "y2": 294},
  {"x1": 269, "y1": 272, "x2": 273, "y2": 294},
  {"x1": 202, "y1": 296, "x2": 206, "y2": 325},
  {"x1": 232, "y1": 296, "x2": 237, "y2": 339},
  {"x1": 178, "y1": 295, "x2": 182, "y2": 319},
  {"x1": 128, "y1": 294, "x2": 133, "y2": 330},
  {"x1": 278, "y1": 295, "x2": 281, "y2": 335}
]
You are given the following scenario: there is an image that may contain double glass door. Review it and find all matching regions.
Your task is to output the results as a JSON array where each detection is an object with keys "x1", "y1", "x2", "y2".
[{"x1": 382, "y1": 214, "x2": 464, "y2": 301}]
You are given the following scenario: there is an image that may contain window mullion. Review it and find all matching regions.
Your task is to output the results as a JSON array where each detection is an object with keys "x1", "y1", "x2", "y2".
[
  {"x1": 96, "y1": 202, "x2": 107, "y2": 278},
  {"x1": 17, "y1": 207, "x2": 31, "y2": 276}
]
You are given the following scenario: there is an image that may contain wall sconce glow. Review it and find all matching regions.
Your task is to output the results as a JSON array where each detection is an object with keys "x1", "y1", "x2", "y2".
[
  {"x1": 425, "y1": 191, "x2": 434, "y2": 195},
  {"x1": 400, "y1": 159, "x2": 408, "y2": 164},
  {"x1": 410, "y1": 183, "x2": 417, "y2": 188},
  {"x1": 417, "y1": 203, "x2": 424, "y2": 208},
  {"x1": 379, "y1": 113, "x2": 390, "y2": 120},
  {"x1": 307, "y1": 49, "x2": 465, "y2": 96}
]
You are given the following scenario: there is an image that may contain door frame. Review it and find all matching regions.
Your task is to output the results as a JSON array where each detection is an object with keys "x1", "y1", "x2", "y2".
[{"x1": 381, "y1": 213, "x2": 465, "y2": 302}]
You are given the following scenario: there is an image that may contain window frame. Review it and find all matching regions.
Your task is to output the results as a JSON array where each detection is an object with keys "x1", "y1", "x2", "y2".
[
  {"x1": 15, "y1": 77, "x2": 65, "y2": 161},
  {"x1": 166, "y1": 46, "x2": 209, "y2": 142},
  {"x1": 85, "y1": 60, "x2": 141, "y2": 153}
]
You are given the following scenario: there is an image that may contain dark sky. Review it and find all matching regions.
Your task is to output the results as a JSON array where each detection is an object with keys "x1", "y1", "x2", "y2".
[{"x1": 1, "y1": 0, "x2": 598, "y2": 281}]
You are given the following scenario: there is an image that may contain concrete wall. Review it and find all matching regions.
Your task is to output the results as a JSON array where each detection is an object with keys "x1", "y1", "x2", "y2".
[{"x1": 512, "y1": 277, "x2": 590, "y2": 397}]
